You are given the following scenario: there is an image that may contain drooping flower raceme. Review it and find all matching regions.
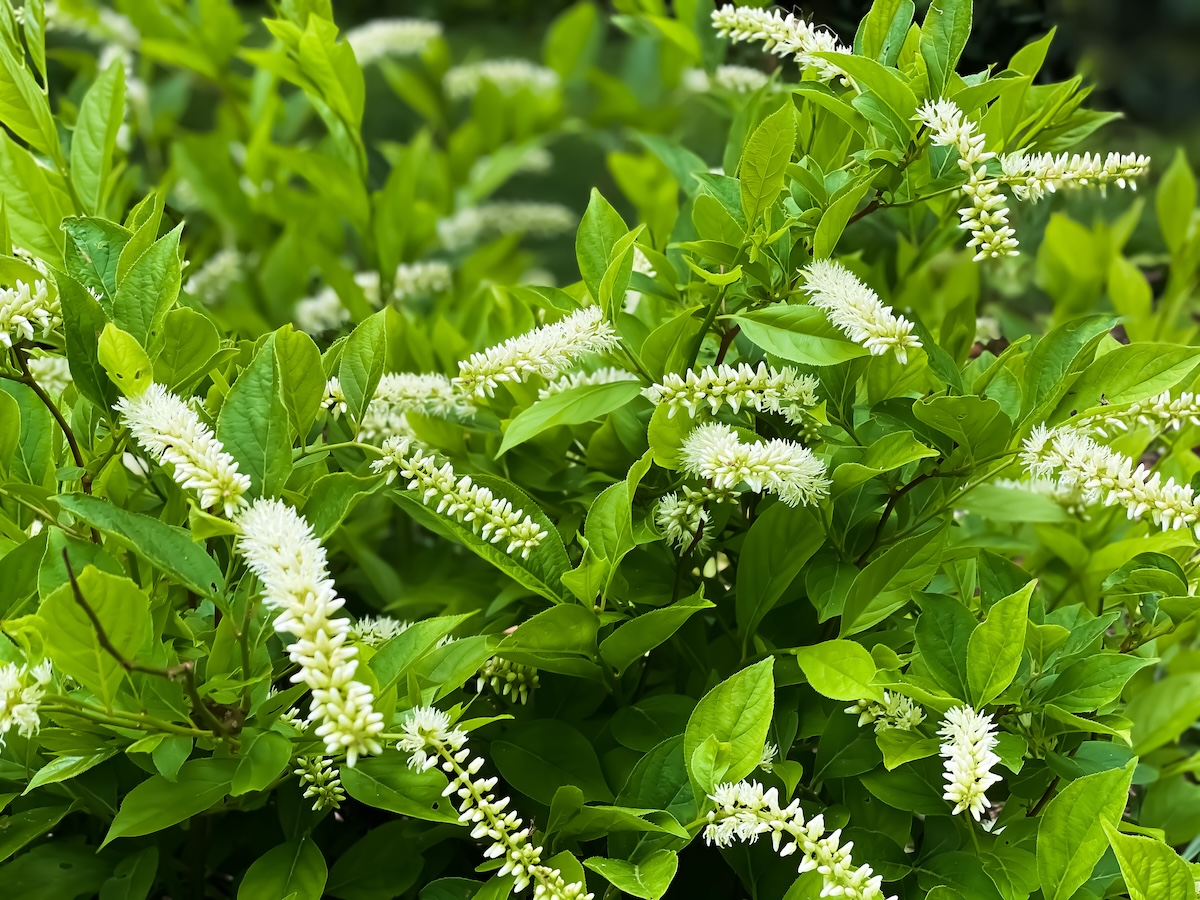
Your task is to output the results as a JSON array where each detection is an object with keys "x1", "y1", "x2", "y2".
[
  {"x1": 1070, "y1": 390, "x2": 1200, "y2": 439},
  {"x1": 999, "y1": 150, "x2": 1150, "y2": 202},
  {"x1": 645, "y1": 362, "x2": 819, "y2": 424},
  {"x1": 444, "y1": 59, "x2": 560, "y2": 101},
  {"x1": 358, "y1": 372, "x2": 475, "y2": 443},
  {"x1": 454, "y1": 306, "x2": 618, "y2": 398},
  {"x1": 372, "y1": 436, "x2": 549, "y2": 558},
  {"x1": 799, "y1": 260, "x2": 922, "y2": 363},
  {"x1": 294, "y1": 755, "x2": 346, "y2": 811},
  {"x1": 0, "y1": 660, "x2": 51, "y2": 746},
  {"x1": 346, "y1": 18, "x2": 441, "y2": 65},
  {"x1": 399, "y1": 707, "x2": 594, "y2": 900},
  {"x1": 116, "y1": 383, "x2": 252, "y2": 518},
  {"x1": 393, "y1": 260, "x2": 453, "y2": 301},
  {"x1": 655, "y1": 484, "x2": 736, "y2": 552},
  {"x1": 846, "y1": 691, "x2": 926, "y2": 733},
  {"x1": 437, "y1": 202, "x2": 576, "y2": 251},
  {"x1": 0, "y1": 278, "x2": 58, "y2": 348},
  {"x1": 538, "y1": 367, "x2": 637, "y2": 399},
  {"x1": 683, "y1": 64, "x2": 771, "y2": 94},
  {"x1": 477, "y1": 657, "x2": 540, "y2": 705},
  {"x1": 711, "y1": 4, "x2": 849, "y2": 83},
  {"x1": 705, "y1": 780, "x2": 894, "y2": 900},
  {"x1": 938, "y1": 705, "x2": 1002, "y2": 820},
  {"x1": 236, "y1": 499, "x2": 385, "y2": 765},
  {"x1": 295, "y1": 286, "x2": 350, "y2": 336},
  {"x1": 915, "y1": 99, "x2": 1017, "y2": 261},
  {"x1": 1022, "y1": 424, "x2": 1200, "y2": 535},
  {"x1": 681, "y1": 423, "x2": 829, "y2": 508}
]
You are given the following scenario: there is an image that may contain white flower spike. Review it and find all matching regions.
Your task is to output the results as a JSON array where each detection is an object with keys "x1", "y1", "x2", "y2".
[
  {"x1": 681, "y1": 422, "x2": 830, "y2": 508},
  {"x1": 645, "y1": 362, "x2": 819, "y2": 424},
  {"x1": 938, "y1": 705, "x2": 1002, "y2": 820},
  {"x1": 711, "y1": 4, "x2": 849, "y2": 83},
  {"x1": 799, "y1": 260, "x2": 922, "y2": 363}
]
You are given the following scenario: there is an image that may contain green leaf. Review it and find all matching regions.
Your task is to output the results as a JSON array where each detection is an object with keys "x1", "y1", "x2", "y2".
[
  {"x1": 0, "y1": 131, "x2": 70, "y2": 264},
  {"x1": 104, "y1": 758, "x2": 238, "y2": 845},
  {"x1": 1036, "y1": 761, "x2": 1135, "y2": 900},
  {"x1": 813, "y1": 179, "x2": 872, "y2": 260},
  {"x1": 1043, "y1": 655, "x2": 1157, "y2": 714},
  {"x1": 576, "y1": 189, "x2": 629, "y2": 307},
  {"x1": 499, "y1": 380, "x2": 643, "y2": 455},
  {"x1": 70, "y1": 59, "x2": 125, "y2": 216},
  {"x1": 855, "y1": 0, "x2": 915, "y2": 66},
  {"x1": 39, "y1": 565, "x2": 152, "y2": 708},
  {"x1": 337, "y1": 310, "x2": 387, "y2": 424},
  {"x1": 913, "y1": 394, "x2": 1011, "y2": 461},
  {"x1": 238, "y1": 837, "x2": 327, "y2": 900},
  {"x1": 583, "y1": 851, "x2": 678, "y2": 900},
  {"x1": 303, "y1": 472, "x2": 383, "y2": 540},
  {"x1": 1020, "y1": 314, "x2": 1117, "y2": 421},
  {"x1": 683, "y1": 659, "x2": 774, "y2": 794},
  {"x1": 0, "y1": 805, "x2": 69, "y2": 863},
  {"x1": 111, "y1": 224, "x2": 182, "y2": 351},
  {"x1": 24, "y1": 751, "x2": 115, "y2": 793},
  {"x1": 966, "y1": 580, "x2": 1033, "y2": 705},
  {"x1": 155, "y1": 308, "x2": 221, "y2": 392},
  {"x1": 58, "y1": 271, "x2": 116, "y2": 410},
  {"x1": 1063, "y1": 343, "x2": 1200, "y2": 413},
  {"x1": 62, "y1": 216, "x2": 129, "y2": 298},
  {"x1": 795, "y1": 639, "x2": 883, "y2": 702},
  {"x1": 599, "y1": 590, "x2": 714, "y2": 675},
  {"x1": 368, "y1": 612, "x2": 476, "y2": 692},
  {"x1": 1127, "y1": 673, "x2": 1200, "y2": 754},
  {"x1": 1101, "y1": 821, "x2": 1195, "y2": 900},
  {"x1": 738, "y1": 103, "x2": 795, "y2": 224},
  {"x1": 97, "y1": 323, "x2": 153, "y2": 396},
  {"x1": 217, "y1": 337, "x2": 292, "y2": 497},
  {"x1": 274, "y1": 325, "x2": 325, "y2": 438},
  {"x1": 832, "y1": 431, "x2": 937, "y2": 495},
  {"x1": 818, "y1": 53, "x2": 917, "y2": 145},
  {"x1": 919, "y1": 0, "x2": 972, "y2": 97},
  {"x1": 498, "y1": 603, "x2": 600, "y2": 679},
  {"x1": 915, "y1": 593, "x2": 977, "y2": 699},
  {"x1": 734, "y1": 305, "x2": 870, "y2": 366},
  {"x1": 231, "y1": 729, "x2": 292, "y2": 796},
  {"x1": 55, "y1": 493, "x2": 225, "y2": 597},
  {"x1": 340, "y1": 757, "x2": 459, "y2": 823},
  {"x1": 1157, "y1": 147, "x2": 1195, "y2": 255},
  {"x1": 0, "y1": 380, "x2": 51, "y2": 486},
  {"x1": 736, "y1": 504, "x2": 823, "y2": 640},
  {"x1": 325, "y1": 822, "x2": 424, "y2": 900},
  {"x1": 492, "y1": 720, "x2": 613, "y2": 805}
]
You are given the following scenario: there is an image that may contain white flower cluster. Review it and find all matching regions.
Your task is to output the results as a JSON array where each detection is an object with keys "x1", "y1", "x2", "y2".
[
  {"x1": 322, "y1": 377, "x2": 348, "y2": 419},
  {"x1": 656, "y1": 485, "x2": 736, "y2": 552},
  {"x1": 1000, "y1": 151, "x2": 1150, "y2": 202},
  {"x1": 538, "y1": 367, "x2": 637, "y2": 399},
  {"x1": 1022, "y1": 424, "x2": 1200, "y2": 535},
  {"x1": 938, "y1": 705, "x2": 1002, "y2": 821},
  {"x1": 393, "y1": 260, "x2": 453, "y2": 301},
  {"x1": 116, "y1": 383, "x2": 252, "y2": 518},
  {"x1": 237, "y1": 499, "x2": 386, "y2": 765},
  {"x1": 295, "y1": 287, "x2": 350, "y2": 336},
  {"x1": 346, "y1": 18, "x2": 442, "y2": 65},
  {"x1": 470, "y1": 147, "x2": 555, "y2": 186},
  {"x1": 705, "y1": 780, "x2": 894, "y2": 900},
  {"x1": 349, "y1": 615, "x2": 411, "y2": 648},
  {"x1": 437, "y1": 202, "x2": 576, "y2": 251},
  {"x1": 45, "y1": 2, "x2": 138, "y2": 47},
  {"x1": 682, "y1": 423, "x2": 830, "y2": 508},
  {"x1": 1071, "y1": 390, "x2": 1200, "y2": 439},
  {"x1": 799, "y1": 260, "x2": 922, "y2": 363},
  {"x1": 185, "y1": 248, "x2": 242, "y2": 306},
  {"x1": 683, "y1": 65, "x2": 771, "y2": 94},
  {"x1": 0, "y1": 278, "x2": 58, "y2": 348},
  {"x1": 477, "y1": 657, "x2": 540, "y2": 705},
  {"x1": 28, "y1": 354, "x2": 72, "y2": 396},
  {"x1": 915, "y1": 98, "x2": 1017, "y2": 261},
  {"x1": 0, "y1": 660, "x2": 51, "y2": 746},
  {"x1": 846, "y1": 691, "x2": 926, "y2": 733},
  {"x1": 372, "y1": 436, "x2": 549, "y2": 558},
  {"x1": 454, "y1": 306, "x2": 618, "y2": 398},
  {"x1": 711, "y1": 4, "x2": 849, "y2": 83},
  {"x1": 358, "y1": 372, "x2": 475, "y2": 444},
  {"x1": 645, "y1": 362, "x2": 819, "y2": 425},
  {"x1": 399, "y1": 707, "x2": 594, "y2": 900},
  {"x1": 444, "y1": 59, "x2": 560, "y2": 101},
  {"x1": 294, "y1": 755, "x2": 345, "y2": 811}
]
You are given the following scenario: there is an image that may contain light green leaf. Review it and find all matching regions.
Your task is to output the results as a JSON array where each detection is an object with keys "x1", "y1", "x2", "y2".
[
  {"x1": 813, "y1": 180, "x2": 872, "y2": 260},
  {"x1": 576, "y1": 189, "x2": 629, "y2": 308},
  {"x1": 274, "y1": 324, "x2": 325, "y2": 438},
  {"x1": 919, "y1": 0, "x2": 972, "y2": 97},
  {"x1": 738, "y1": 104, "x2": 795, "y2": 224},
  {"x1": 231, "y1": 729, "x2": 292, "y2": 796},
  {"x1": 1036, "y1": 761, "x2": 1135, "y2": 900},
  {"x1": 1157, "y1": 147, "x2": 1195, "y2": 254},
  {"x1": 217, "y1": 337, "x2": 292, "y2": 498},
  {"x1": 155, "y1": 308, "x2": 221, "y2": 392},
  {"x1": 1101, "y1": 821, "x2": 1195, "y2": 900},
  {"x1": 111, "y1": 224, "x2": 182, "y2": 351},
  {"x1": 795, "y1": 639, "x2": 883, "y2": 702},
  {"x1": 237, "y1": 837, "x2": 327, "y2": 900},
  {"x1": 683, "y1": 659, "x2": 774, "y2": 794},
  {"x1": 499, "y1": 380, "x2": 643, "y2": 455},
  {"x1": 97, "y1": 323, "x2": 152, "y2": 396},
  {"x1": 340, "y1": 757, "x2": 459, "y2": 823},
  {"x1": 584, "y1": 850, "x2": 678, "y2": 900},
  {"x1": 966, "y1": 580, "x2": 1034, "y2": 705},
  {"x1": 337, "y1": 310, "x2": 387, "y2": 424},
  {"x1": 70, "y1": 59, "x2": 125, "y2": 216},
  {"x1": 599, "y1": 591, "x2": 714, "y2": 675},
  {"x1": 1127, "y1": 673, "x2": 1200, "y2": 754},
  {"x1": 734, "y1": 305, "x2": 870, "y2": 366}
]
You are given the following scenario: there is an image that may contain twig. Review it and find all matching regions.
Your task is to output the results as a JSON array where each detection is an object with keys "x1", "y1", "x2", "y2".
[
  {"x1": 856, "y1": 471, "x2": 935, "y2": 566},
  {"x1": 62, "y1": 549, "x2": 238, "y2": 737},
  {"x1": 13, "y1": 344, "x2": 91, "y2": 494},
  {"x1": 714, "y1": 325, "x2": 740, "y2": 367}
]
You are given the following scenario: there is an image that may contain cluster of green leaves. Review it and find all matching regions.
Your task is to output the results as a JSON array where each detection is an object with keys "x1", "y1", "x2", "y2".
[{"x1": 0, "y1": 0, "x2": 1198, "y2": 899}]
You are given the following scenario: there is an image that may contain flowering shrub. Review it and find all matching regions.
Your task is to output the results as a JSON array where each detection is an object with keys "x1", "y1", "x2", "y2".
[{"x1": 0, "y1": 0, "x2": 1196, "y2": 898}]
